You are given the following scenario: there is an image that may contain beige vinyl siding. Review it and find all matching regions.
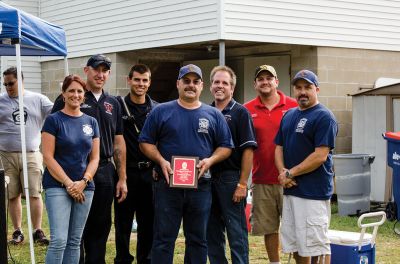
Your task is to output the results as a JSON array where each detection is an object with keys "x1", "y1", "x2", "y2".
[
  {"x1": 224, "y1": 0, "x2": 400, "y2": 51},
  {"x1": 40, "y1": 0, "x2": 219, "y2": 58},
  {"x1": 1, "y1": 57, "x2": 42, "y2": 94},
  {"x1": 3, "y1": 0, "x2": 39, "y2": 16}
]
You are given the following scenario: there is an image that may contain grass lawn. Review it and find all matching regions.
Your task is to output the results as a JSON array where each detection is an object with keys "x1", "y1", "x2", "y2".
[{"x1": 5, "y1": 200, "x2": 400, "y2": 263}]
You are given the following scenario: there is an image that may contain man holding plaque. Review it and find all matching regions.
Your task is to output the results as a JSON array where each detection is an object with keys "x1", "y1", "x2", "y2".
[
  {"x1": 139, "y1": 64, "x2": 233, "y2": 264},
  {"x1": 207, "y1": 65, "x2": 257, "y2": 264}
]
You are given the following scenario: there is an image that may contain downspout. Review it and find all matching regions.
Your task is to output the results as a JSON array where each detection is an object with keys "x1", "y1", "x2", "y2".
[{"x1": 218, "y1": 0, "x2": 225, "y2": 66}]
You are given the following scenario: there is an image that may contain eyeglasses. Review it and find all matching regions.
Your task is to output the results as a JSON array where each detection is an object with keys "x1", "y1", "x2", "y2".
[{"x1": 3, "y1": 81, "x2": 15, "y2": 87}]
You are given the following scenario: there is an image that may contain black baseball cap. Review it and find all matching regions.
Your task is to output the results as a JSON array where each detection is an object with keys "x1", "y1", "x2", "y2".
[{"x1": 86, "y1": 54, "x2": 112, "y2": 70}]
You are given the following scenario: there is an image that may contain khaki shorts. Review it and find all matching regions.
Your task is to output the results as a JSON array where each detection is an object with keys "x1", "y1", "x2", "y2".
[
  {"x1": 280, "y1": 195, "x2": 331, "y2": 257},
  {"x1": 251, "y1": 184, "x2": 283, "y2": 235},
  {"x1": 0, "y1": 151, "x2": 43, "y2": 199}
]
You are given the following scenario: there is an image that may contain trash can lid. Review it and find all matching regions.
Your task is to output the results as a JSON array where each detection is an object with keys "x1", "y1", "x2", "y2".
[
  {"x1": 333, "y1": 154, "x2": 374, "y2": 159},
  {"x1": 328, "y1": 230, "x2": 373, "y2": 246},
  {"x1": 384, "y1": 132, "x2": 400, "y2": 140}
]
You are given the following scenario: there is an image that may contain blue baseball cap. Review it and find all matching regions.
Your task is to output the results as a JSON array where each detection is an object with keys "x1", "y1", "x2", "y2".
[
  {"x1": 292, "y1": 70, "x2": 319, "y2": 87},
  {"x1": 178, "y1": 64, "x2": 202, "y2": 80}
]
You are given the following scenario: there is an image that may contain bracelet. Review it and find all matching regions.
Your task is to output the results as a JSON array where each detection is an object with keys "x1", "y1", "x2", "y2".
[
  {"x1": 82, "y1": 177, "x2": 89, "y2": 186},
  {"x1": 237, "y1": 183, "x2": 247, "y2": 189}
]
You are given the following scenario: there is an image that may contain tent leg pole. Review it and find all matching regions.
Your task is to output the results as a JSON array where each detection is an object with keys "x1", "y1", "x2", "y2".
[
  {"x1": 16, "y1": 43, "x2": 36, "y2": 264},
  {"x1": 64, "y1": 57, "x2": 69, "y2": 76}
]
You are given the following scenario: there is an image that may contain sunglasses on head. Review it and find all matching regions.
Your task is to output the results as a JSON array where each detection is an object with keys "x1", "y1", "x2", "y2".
[{"x1": 3, "y1": 81, "x2": 15, "y2": 87}]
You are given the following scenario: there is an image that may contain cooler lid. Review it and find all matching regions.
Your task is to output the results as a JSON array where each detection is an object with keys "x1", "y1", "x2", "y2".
[
  {"x1": 385, "y1": 132, "x2": 400, "y2": 140},
  {"x1": 328, "y1": 230, "x2": 372, "y2": 246}
]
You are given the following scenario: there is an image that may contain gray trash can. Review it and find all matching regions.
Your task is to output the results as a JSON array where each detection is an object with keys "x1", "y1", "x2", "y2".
[{"x1": 333, "y1": 154, "x2": 375, "y2": 216}]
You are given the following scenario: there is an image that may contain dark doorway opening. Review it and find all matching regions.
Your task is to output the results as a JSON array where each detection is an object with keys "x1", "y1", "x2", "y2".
[{"x1": 140, "y1": 61, "x2": 181, "y2": 103}]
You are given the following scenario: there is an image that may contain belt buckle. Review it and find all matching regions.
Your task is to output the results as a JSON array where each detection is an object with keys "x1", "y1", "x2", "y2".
[{"x1": 138, "y1": 161, "x2": 150, "y2": 169}]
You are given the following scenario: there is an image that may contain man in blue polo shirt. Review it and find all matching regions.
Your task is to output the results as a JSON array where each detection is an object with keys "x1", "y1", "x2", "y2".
[
  {"x1": 274, "y1": 70, "x2": 338, "y2": 264},
  {"x1": 207, "y1": 65, "x2": 257, "y2": 264},
  {"x1": 139, "y1": 64, "x2": 233, "y2": 264}
]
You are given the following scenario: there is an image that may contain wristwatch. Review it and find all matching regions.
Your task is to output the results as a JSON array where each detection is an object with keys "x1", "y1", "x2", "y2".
[
  {"x1": 82, "y1": 176, "x2": 90, "y2": 186},
  {"x1": 285, "y1": 170, "x2": 294, "y2": 180}
]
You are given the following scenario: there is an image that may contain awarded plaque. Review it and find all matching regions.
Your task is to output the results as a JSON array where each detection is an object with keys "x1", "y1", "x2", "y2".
[{"x1": 170, "y1": 156, "x2": 199, "y2": 188}]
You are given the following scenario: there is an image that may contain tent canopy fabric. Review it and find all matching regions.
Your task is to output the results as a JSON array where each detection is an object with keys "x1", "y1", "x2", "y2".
[{"x1": 0, "y1": 2, "x2": 67, "y2": 56}]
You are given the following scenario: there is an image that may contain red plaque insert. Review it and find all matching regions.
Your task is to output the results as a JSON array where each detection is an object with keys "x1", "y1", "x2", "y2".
[{"x1": 170, "y1": 156, "x2": 199, "y2": 188}]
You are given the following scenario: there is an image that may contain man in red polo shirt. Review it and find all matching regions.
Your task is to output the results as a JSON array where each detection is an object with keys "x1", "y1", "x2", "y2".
[{"x1": 244, "y1": 65, "x2": 297, "y2": 264}]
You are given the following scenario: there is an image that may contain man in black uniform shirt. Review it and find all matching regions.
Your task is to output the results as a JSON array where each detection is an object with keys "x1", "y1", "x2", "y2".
[
  {"x1": 114, "y1": 64, "x2": 157, "y2": 264},
  {"x1": 207, "y1": 65, "x2": 257, "y2": 264},
  {"x1": 51, "y1": 54, "x2": 127, "y2": 264}
]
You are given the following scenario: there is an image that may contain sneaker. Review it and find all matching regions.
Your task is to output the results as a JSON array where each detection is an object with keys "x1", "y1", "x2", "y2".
[
  {"x1": 33, "y1": 229, "x2": 49, "y2": 246},
  {"x1": 8, "y1": 229, "x2": 24, "y2": 245}
]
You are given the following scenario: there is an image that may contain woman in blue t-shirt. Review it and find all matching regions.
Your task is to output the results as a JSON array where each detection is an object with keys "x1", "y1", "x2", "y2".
[{"x1": 41, "y1": 74, "x2": 100, "y2": 264}]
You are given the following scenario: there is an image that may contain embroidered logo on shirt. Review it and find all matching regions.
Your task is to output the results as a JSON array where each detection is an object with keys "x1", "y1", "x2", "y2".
[
  {"x1": 104, "y1": 102, "x2": 113, "y2": 115},
  {"x1": 251, "y1": 113, "x2": 257, "y2": 118},
  {"x1": 81, "y1": 104, "x2": 91, "y2": 109},
  {"x1": 198, "y1": 118, "x2": 209, "y2": 133},
  {"x1": 82, "y1": 124, "x2": 94, "y2": 136},
  {"x1": 224, "y1": 114, "x2": 232, "y2": 122},
  {"x1": 296, "y1": 118, "x2": 307, "y2": 133}
]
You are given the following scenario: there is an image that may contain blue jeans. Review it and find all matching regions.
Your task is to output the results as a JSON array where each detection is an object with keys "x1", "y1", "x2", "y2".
[
  {"x1": 151, "y1": 178, "x2": 212, "y2": 264},
  {"x1": 207, "y1": 171, "x2": 249, "y2": 264},
  {"x1": 45, "y1": 188, "x2": 94, "y2": 264}
]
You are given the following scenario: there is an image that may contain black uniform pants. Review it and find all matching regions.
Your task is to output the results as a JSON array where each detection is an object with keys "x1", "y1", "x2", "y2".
[
  {"x1": 114, "y1": 167, "x2": 154, "y2": 264},
  {"x1": 80, "y1": 162, "x2": 116, "y2": 264}
]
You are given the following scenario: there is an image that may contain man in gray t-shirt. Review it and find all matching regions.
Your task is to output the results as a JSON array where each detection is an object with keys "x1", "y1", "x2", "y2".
[{"x1": 0, "y1": 67, "x2": 53, "y2": 245}]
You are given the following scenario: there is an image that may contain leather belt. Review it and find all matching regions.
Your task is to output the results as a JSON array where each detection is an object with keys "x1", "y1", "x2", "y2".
[{"x1": 129, "y1": 161, "x2": 152, "y2": 170}]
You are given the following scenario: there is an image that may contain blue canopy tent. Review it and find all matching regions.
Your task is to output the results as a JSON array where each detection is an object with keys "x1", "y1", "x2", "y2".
[
  {"x1": 0, "y1": 3, "x2": 67, "y2": 263},
  {"x1": 0, "y1": 3, "x2": 67, "y2": 56}
]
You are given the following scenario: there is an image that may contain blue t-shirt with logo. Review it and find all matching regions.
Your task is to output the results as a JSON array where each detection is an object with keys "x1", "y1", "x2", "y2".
[
  {"x1": 274, "y1": 104, "x2": 338, "y2": 200},
  {"x1": 42, "y1": 111, "x2": 100, "y2": 190},
  {"x1": 138, "y1": 100, "x2": 233, "y2": 173}
]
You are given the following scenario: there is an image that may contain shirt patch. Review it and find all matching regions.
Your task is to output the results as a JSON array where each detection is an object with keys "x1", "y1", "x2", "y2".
[
  {"x1": 198, "y1": 118, "x2": 209, "y2": 133},
  {"x1": 82, "y1": 124, "x2": 94, "y2": 136},
  {"x1": 251, "y1": 113, "x2": 257, "y2": 118},
  {"x1": 104, "y1": 102, "x2": 113, "y2": 115},
  {"x1": 296, "y1": 118, "x2": 307, "y2": 133},
  {"x1": 81, "y1": 103, "x2": 92, "y2": 109},
  {"x1": 224, "y1": 114, "x2": 232, "y2": 122}
]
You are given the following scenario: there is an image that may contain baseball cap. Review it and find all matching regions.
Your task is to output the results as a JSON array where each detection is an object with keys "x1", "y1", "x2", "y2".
[
  {"x1": 291, "y1": 70, "x2": 319, "y2": 87},
  {"x1": 178, "y1": 64, "x2": 202, "y2": 80},
  {"x1": 86, "y1": 54, "x2": 112, "y2": 70},
  {"x1": 254, "y1": 65, "x2": 277, "y2": 79}
]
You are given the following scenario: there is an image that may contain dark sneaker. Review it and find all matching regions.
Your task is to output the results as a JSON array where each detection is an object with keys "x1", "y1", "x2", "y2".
[
  {"x1": 33, "y1": 229, "x2": 49, "y2": 246},
  {"x1": 8, "y1": 229, "x2": 24, "y2": 245}
]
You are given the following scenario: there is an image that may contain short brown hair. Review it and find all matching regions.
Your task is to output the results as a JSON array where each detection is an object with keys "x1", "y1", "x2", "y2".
[
  {"x1": 128, "y1": 64, "x2": 151, "y2": 79},
  {"x1": 3, "y1": 66, "x2": 24, "y2": 80},
  {"x1": 210, "y1": 65, "x2": 236, "y2": 88},
  {"x1": 61, "y1": 74, "x2": 86, "y2": 92}
]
